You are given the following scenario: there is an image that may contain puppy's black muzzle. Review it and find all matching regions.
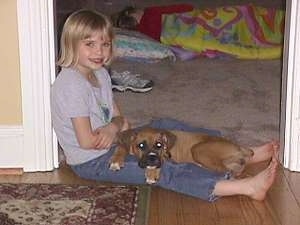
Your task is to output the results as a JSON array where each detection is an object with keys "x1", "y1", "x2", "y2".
[{"x1": 138, "y1": 151, "x2": 162, "y2": 169}]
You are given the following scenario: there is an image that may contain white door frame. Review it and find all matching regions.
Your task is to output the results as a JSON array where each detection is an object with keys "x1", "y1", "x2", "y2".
[
  {"x1": 17, "y1": 0, "x2": 300, "y2": 172},
  {"x1": 17, "y1": 0, "x2": 58, "y2": 171},
  {"x1": 281, "y1": 0, "x2": 300, "y2": 171}
]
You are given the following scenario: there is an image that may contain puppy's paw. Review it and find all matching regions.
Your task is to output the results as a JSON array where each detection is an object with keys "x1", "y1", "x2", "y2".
[
  {"x1": 109, "y1": 162, "x2": 123, "y2": 171},
  {"x1": 146, "y1": 177, "x2": 158, "y2": 184},
  {"x1": 145, "y1": 167, "x2": 160, "y2": 184},
  {"x1": 223, "y1": 158, "x2": 246, "y2": 177}
]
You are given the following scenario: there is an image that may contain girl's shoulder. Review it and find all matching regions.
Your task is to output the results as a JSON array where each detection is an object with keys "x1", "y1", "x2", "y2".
[
  {"x1": 53, "y1": 67, "x2": 87, "y2": 90},
  {"x1": 56, "y1": 68, "x2": 85, "y2": 82},
  {"x1": 58, "y1": 67, "x2": 83, "y2": 80}
]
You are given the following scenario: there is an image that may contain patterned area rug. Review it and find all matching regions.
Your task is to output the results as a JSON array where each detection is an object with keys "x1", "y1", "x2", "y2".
[{"x1": 0, "y1": 183, "x2": 150, "y2": 225}]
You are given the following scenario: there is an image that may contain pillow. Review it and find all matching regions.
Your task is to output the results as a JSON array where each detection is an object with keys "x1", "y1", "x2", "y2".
[{"x1": 114, "y1": 29, "x2": 176, "y2": 63}]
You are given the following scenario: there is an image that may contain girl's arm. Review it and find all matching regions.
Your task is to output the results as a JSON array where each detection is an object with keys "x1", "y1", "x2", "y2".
[
  {"x1": 111, "y1": 100, "x2": 130, "y2": 131},
  {"x1": 71, "y1": 101, "x2": 130, "y2": 150},
  {"x1": 71, "y1": 116, "x2": 103, "y2": 149},
  {"x1": 92, "y1": 101, "x2": 130, "y2": 149}
]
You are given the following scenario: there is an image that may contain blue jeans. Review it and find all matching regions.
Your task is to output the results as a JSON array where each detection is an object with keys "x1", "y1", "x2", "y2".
[{"x1": 71, "y1": 118, "x2": 230, "y2": 202}]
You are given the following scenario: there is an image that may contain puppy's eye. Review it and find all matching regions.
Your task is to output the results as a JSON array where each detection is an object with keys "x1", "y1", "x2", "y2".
[
  {"x1": 137, "y1": 141, "x2": 147, "y2": 151},
  {"x1": 155, "y1": 142, "x2": 162, "y2": 149}
]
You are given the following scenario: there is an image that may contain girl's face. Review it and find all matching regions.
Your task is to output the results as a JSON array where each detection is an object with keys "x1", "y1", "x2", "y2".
[{"x1": 75, "y1": 30, "x2": 112, "y2": 76}]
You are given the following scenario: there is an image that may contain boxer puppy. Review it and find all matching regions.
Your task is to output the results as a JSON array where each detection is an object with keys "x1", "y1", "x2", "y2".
[{"x1": 109, "y1": 127, "x2": 254, "y2": 184}]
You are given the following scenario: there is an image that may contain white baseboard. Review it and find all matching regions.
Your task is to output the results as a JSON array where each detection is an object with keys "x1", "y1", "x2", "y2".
[{"x1": 0, "y1": 126, "x2": 24, "y2": 168}]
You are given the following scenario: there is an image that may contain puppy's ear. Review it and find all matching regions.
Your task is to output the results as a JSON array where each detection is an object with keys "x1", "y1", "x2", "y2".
[
  {"x1": 160, "y1": 130, "x2": 177, "y2": 150},
  {"x1": 117, "y1": 129, "x2": 137, "y2": 154}
]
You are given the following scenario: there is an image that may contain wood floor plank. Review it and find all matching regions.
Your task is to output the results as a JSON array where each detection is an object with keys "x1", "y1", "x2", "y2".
[
  {"x1": 0, "y1": 175, "x2": 21, "y2": 183},
  {"x1": 264, "y1": 166, "x2": 300, "y2": 225},
  {"x1": 283, "y1": 169, "x2": 300, "y2": 204},
  {"x1": 239, "y1": 197, "x2": 280, "y2": 225},
  {"x1": 215, "y1": 197, "x2": 248, "y2": 225},
  {"x1": 180, "y1": 193, "x2": 217, "y2": 225},
  {"x1": 0, "y1": 168, "x2": 23, "y2": 175},
  {"x1": 153, "y1": 189, "x2": 184, "y2": 225}
]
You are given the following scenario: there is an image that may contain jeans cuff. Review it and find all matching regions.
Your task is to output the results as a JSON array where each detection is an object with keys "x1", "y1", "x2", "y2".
[{"x1": 208, "y1": 171, "x2": 232, "y2": 202}]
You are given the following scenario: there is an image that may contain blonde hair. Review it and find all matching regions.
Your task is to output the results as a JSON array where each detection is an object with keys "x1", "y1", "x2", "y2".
[{"x1": 58, "y1": 9, "x2": 114, "y2": 67}]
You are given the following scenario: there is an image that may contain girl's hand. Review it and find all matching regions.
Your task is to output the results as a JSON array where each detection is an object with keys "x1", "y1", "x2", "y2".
[
  {"x1": 93, "y1": 117, "x2": 130, "y2": 149},
  {"x1": 93, "y1": 123, "x2": 119, "y2": 149},
  {"x1": 71, "y1": 116, "x2": 130, "y2": 150},
  {"x1": 121, "y1": 117, "x2": 131, "y2": 131}
]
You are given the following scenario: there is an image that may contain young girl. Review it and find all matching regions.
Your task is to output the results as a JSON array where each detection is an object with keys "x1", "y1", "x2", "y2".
[{"x1": 51, "y1": 9, "x2": 279, "y2": 202}]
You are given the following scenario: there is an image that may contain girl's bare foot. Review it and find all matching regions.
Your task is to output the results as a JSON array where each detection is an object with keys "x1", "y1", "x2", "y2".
[
  {"x1": 213, "y1": 152, "x2": 278, "y2": 200},
  {"x1": 246, "y1": 155, "x2": 278, "y2": 200},
  {"x1": 248, "y1": 140, "x2": 279, "y2": 164}
]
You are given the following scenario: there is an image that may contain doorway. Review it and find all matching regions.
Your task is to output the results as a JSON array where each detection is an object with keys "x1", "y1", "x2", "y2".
[{"x1": 16, "y1": 0, "x2": 300, "y2": 172}]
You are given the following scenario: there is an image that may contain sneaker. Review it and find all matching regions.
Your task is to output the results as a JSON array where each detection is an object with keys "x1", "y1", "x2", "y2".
[{"x1": 110, "y1": 70, "x2": 154, "y2": 93}]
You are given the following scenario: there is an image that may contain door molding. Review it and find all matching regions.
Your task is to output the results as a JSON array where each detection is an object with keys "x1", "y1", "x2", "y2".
[
  {"x1": 16, "y1": 1, "x2": 299, "y2": 172},
  {"x1": 17, "y1": 0, "x2": 58, "y2": 171},
  {"x1": 281, "y1": 0, "x2": 300, "y2": 171}
]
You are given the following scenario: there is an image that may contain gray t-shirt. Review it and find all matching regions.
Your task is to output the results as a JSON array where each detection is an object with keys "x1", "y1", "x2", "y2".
[{"x1": 51, "y1": 67, "x2": 114, "y2": 165}]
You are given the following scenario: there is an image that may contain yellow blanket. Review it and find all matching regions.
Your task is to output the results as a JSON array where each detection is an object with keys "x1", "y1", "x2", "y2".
[{"x1": 161, "y1": 4, "x2": 284, "y2": 59}]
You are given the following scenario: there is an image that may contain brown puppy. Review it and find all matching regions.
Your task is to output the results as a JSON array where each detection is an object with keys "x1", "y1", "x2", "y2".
[{"x1": 109, "y1": 127, "x2": 254, "y2": 184}]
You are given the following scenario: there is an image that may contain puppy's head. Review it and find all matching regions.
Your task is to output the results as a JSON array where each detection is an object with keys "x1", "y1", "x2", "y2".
[{"x1": 117, "y1": 127, "x2": 177, "y2": 169}]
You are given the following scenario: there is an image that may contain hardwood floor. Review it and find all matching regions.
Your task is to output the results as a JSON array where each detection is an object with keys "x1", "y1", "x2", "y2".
[{"x1": 0, "y1": 162, "x2": 299, "y2": 225}]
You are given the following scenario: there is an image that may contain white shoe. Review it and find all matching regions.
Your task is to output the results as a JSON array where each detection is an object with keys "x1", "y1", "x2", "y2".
[{"x1": 111, "y1": 70, "x2": 154, "y2": 93}]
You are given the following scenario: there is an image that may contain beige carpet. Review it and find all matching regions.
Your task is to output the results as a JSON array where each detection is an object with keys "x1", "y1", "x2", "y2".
[{"x1": 112, "y1": 57, "x2": 281, "y2": 147}]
